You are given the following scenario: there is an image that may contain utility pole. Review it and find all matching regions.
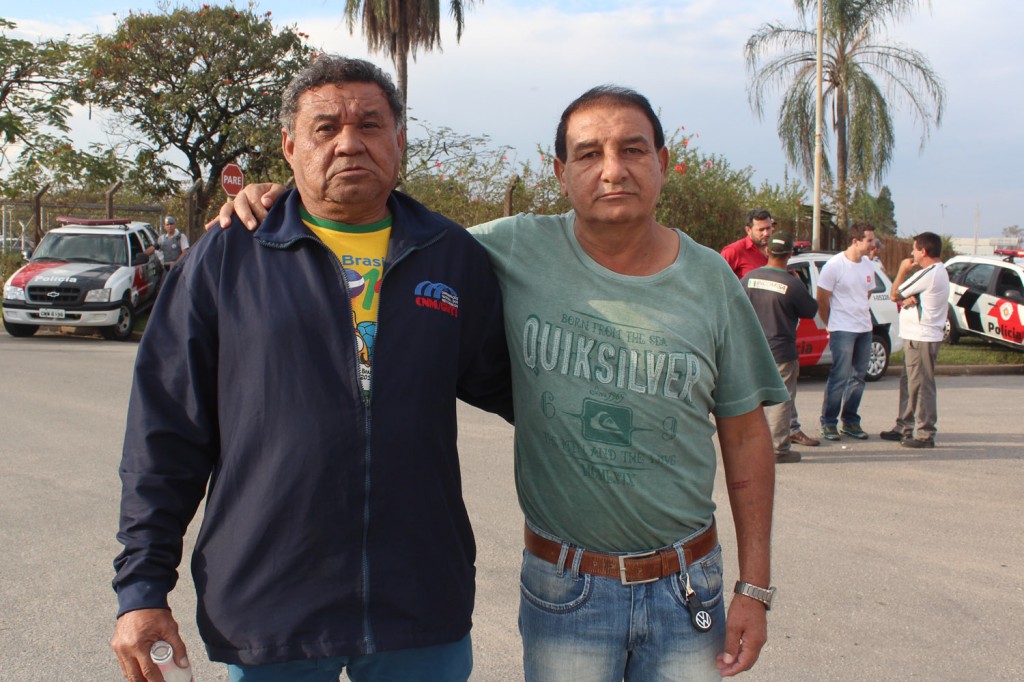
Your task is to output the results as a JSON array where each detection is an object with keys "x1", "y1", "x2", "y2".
[{"x1": 812, "y1": 0, "x2": 825, "y2": 250}]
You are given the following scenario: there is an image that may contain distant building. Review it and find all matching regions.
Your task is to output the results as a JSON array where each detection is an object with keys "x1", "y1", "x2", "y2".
[{"x1": 951, "y1": 236, "x2": 1019, "y2": 256}]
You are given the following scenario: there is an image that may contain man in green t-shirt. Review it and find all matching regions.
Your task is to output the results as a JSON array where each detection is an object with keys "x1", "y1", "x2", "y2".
[{"x1": 220, "y1": 85, "x2": 788, "y2": 681}]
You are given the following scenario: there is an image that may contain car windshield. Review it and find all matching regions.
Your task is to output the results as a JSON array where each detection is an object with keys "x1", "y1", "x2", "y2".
[{"x1": 32, "y1": 233, "x2": 127, "y2": 265}]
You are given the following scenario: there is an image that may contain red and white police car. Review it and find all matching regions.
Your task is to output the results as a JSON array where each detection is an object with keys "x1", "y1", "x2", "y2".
[
  {"x1": 944, "y1": 249, "x2": 1024, "y2": 351},
  {"x1": 2, "y1": 217, "x2": 163, "y2": 340},
  {"x1": 787, "y1": 249, "x2": 903, "y2": 381}
]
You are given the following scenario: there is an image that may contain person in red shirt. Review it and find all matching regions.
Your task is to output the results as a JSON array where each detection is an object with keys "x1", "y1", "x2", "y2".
[{"x1": 721, "y1": 209, "x2": 775, "y2": 278}]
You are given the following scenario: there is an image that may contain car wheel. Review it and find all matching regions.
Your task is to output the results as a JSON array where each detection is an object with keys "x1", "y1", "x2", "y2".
[
  {"x1": 102, "y1": 299, "x2": 135, "y2": 341},
  {"x1": 944, "y1": 305, "x2": 961, "y2": 345},
  {"x1": 865, "y1": 334, "x2": 890, "y2": 382},
  {"x1": 3, "y1": 319, "x2": 39, "y2": 337}
]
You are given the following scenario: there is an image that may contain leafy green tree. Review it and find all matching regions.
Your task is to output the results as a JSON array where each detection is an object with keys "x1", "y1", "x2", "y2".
[
  {"x1": 745, "y1": 0, "x2": 945, "y2": 229},
  {"x1": 657, "y1": 133, "x2": 752, "y2": 250},
  {"x1": 74, "y1": 3, "x2": 314, "y2": 233},
  {"x1": 2, "y1": 133, "x2": 177, "y2": 202},
  {"x1": 850, "y1": 184, "x2": 897, "y2": 235},
  {"x1": 1002, "y1": 225, "x2": 1021, "y2": 248},
  {"x1": 343, "y1": 1, "x2": 479, "y2": 138},
  {"x1": 0, "y1": 19, "x2": 75, "y2": 169}
]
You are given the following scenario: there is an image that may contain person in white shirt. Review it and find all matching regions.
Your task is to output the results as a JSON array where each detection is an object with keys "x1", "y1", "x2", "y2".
[
  {"x1": 880, "y1": 232, "x2": 950, "y2": 448},
  {"x1": 816, "y1": 224, "x2": 878, "y2": 441}
]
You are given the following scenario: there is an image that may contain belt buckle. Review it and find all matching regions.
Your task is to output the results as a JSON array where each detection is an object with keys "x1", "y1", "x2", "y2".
[{"x1": 618, "y1": 550, "x2": 659, "y2": 585}]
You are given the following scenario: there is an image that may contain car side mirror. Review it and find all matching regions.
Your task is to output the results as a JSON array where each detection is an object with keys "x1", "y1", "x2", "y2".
[
  {"x1": 1005, "y1": 290, "x2": 1023, "y2": 303},
  {"x1": 131, "y1": 252, "x2": 149, "y2": 266}
]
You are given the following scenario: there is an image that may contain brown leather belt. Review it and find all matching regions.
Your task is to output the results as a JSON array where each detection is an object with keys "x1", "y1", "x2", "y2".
[{"x1": 524, "y1": 521, "x2": 718, "y2": 585}]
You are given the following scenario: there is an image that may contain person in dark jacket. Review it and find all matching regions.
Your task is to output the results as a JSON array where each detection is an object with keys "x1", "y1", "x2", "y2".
[
  {"x1": 110, "y1": 56, "x2": 513, "y2": 682},
  {"x1": 741, "y1": 232, "x2": 820, "y2": 463}
]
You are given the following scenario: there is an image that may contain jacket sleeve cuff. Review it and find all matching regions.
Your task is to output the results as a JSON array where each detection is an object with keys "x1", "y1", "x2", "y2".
[{"x1": 116, "y1": 579, "x2": 172, "y2": 618}]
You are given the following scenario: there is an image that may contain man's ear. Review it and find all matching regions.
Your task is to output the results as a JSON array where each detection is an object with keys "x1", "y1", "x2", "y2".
[
  {"x1": 553, "y1": 157, "x2": 568, "y2": 196},
  {"x1": 282, "y1": 128, "x2": 294, "y2": 167}
]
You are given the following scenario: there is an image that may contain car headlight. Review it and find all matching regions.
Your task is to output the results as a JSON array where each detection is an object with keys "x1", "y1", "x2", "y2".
[
  {"x1": 3, "y1": 284, "x2": 25, "y2": 301},
  {"x1": 84, "y1": 288, "x2": 112, "y2": 303}
]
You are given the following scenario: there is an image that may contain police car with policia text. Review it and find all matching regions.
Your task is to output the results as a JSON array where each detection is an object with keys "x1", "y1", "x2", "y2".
[
  {"x1": 2, "y1": 217, "x2": 162, "y2": 340},
  {"x1": 944, "y1": 249, "x2": 1024, "y2": 351}
]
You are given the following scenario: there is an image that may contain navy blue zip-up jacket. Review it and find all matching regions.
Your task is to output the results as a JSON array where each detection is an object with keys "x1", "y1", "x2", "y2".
[{"x1": 114, "y1": 189, "x2": 513, "y2": 665}]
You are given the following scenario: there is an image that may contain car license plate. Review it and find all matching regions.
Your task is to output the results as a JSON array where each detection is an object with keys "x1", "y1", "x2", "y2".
[{"x1": 38, "y1": 308, "x2": 66, "y2": 319}]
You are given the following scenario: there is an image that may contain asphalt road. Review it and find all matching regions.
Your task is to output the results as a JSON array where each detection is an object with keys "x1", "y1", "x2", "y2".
[{"x1": 1, "y1": 331, "x2": 1021, "y2": 681}]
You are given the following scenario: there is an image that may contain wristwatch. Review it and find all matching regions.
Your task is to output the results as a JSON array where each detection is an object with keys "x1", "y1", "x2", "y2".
[{"x1": 734, "y1": 581, "x2": 776, "y2": 610}]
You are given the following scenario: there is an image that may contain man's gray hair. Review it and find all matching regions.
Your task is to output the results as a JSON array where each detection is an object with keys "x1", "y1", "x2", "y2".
[{"x1": 279, "y1": 55, "x2": 405, "y2": 134}]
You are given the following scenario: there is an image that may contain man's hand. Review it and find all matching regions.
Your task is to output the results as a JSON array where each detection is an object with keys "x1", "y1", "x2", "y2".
[
  {"x1": 111, "y1": 608, "x2": 188, "y2": 682},
  {"x1": 716, "y1": 595, "x2": 768, "y2": 677},
  {"x1": 211, "y1": 182, "x2": 286, "y2": 231}
]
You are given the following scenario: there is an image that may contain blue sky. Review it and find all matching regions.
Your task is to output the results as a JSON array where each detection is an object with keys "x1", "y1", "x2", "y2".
[{"x1": 7, "y1": 0, "x2": 1023, "y2": 239}]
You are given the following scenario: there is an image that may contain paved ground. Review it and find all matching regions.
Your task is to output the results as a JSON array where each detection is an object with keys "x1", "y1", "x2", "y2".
[{"x1": 1, "y1": 332, "x2": 1021, "y2": 680}]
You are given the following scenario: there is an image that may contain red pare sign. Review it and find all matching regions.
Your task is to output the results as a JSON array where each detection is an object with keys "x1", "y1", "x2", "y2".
[{"x1": 221, "y1": 163, "x2": 245, "y2": 197}]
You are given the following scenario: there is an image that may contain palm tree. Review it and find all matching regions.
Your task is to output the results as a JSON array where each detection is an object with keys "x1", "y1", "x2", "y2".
[
  {"x1": 344, "y1": 0, "x2": 477, "y2": 133},
  {"x1": 745, "y1": 0, "x2": 945, "y2": 229}
]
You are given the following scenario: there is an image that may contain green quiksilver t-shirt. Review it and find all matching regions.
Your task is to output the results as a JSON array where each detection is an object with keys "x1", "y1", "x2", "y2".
[{"x1": 471, "y1": 212, "x2": 788, "y2": 553}]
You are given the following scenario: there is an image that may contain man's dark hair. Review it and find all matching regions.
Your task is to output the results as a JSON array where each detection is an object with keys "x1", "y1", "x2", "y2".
[
  {"x1": 554, "y1": 85, "x2": 665, "y2": 162},
  {"x1": 280, "y1": 55, "x2": 404, "y2": 134},
  {"x1": 746, "y1": 208, "x2": 772, "y2": 227},
  {"x1": 913, "y1": 231, "x2": 942, "y2": 258},
  {"x1": 849, "y1": 222, "x2": 876, "y2": 243}
]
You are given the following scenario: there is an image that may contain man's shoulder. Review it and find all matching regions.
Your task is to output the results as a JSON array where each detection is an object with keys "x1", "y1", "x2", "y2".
[
  {"x1": 720, "y1": 236, "x2": 746, "y2": 255},
  {"x1": 469, "y1": 211, "x2": 569, "y2": 248}
]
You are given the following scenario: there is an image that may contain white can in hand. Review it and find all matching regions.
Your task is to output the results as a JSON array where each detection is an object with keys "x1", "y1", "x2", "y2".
[{"x1": 150, "y1": 640, "x2": 195, "y2": 682}]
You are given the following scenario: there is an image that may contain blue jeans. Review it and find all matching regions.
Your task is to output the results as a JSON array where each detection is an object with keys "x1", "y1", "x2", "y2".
[
  {"x1": 820, "y1": 330, "x2": 872, "y2": 428},
  {"x1": 226, "y1": 635, "x2": 472, "y2": 682},
  {"x1": 519, "y1": 523, "x2": 725, "y2": 681}
]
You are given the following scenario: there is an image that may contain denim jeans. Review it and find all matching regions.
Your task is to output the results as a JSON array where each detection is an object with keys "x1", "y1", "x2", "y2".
[
  {"x1": 820, "y1": 330, "x2": 872, "y2": 428},
  {"x1": 519, "y1": 523, "x2": 725, "y2": 681},
  {"x1": 226, "y1": 635, "x2": 471, "y2": 682}
]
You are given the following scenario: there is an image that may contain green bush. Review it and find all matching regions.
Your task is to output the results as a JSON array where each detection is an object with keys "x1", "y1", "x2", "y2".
[{"x1": 1, "y1": 252, "x2": 27, "y2": 283}]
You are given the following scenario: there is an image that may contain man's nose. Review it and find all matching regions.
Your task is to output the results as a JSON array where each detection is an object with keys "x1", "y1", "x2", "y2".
[
  {"x1": 333, "y1": 125, "x2": 364, "y2": 155},
  {"x1": 600, "y1": 151, "x2": 628, "y2": 182}
]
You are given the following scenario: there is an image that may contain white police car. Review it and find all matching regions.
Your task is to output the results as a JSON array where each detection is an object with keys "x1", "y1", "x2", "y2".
[
  {"x1": 944, "y1": 250, "x2": 1024, "y2": 351},
  {"x1": 786, "y1": 250, "x2": 903, "y2": 381},
  {"x1": 2, "y1": 217, "x2": 163, "y2": 340}
]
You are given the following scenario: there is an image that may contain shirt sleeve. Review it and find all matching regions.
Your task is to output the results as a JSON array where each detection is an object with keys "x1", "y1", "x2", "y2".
[
  {"x1": 113, "y1": 244, "x2": 220, "y2": 616},
  {"x1": 898, "y1": 264, "x2": 937, "y2": 298}
]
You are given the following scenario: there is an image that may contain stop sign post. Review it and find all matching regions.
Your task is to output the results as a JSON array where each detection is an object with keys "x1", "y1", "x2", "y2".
[{"x1": 221, "y1": 163, "x2": 244, "y2": 198}]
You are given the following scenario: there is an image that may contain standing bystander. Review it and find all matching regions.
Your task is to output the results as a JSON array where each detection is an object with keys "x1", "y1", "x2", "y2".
[
  {"x1": 880, "y1": 232, "x2": 949, "y2": 447},
  {"x1": 742, "y1": 232, "x2": 819, "y2": 463},
  {"x1": 156, "y1": 216, "x2": 189, "y2": 271},
  {"x1": 816, "y1": 223, "x2": 878, "y2": 441},
  {"x1": 721, "y1": 209, "x2": 775, "y2": 278}
]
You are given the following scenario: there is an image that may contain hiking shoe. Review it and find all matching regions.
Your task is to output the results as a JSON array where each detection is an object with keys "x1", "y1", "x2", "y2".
[
  {"x1": 791, "y1": 430, "x2": 820, "y2": 447},
  {"x1": 821, "y1": 425, "x2": 841, "y2": 441},
  {"x1": 879, "y1": 429, "x2": 907, "y2": 442},
  {"x1": 775, "y1": 451, "x2": 802, "y2": 464},
  {"x1": 840, "y1": 423, "x2": 869, "y2": 440},
  {"x1": 902, "y1": 438, "x2": 935, "y2": 449}
]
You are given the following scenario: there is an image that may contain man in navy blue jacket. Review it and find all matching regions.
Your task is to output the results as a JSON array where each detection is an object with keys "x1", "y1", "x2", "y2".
[{"x1": 111, "y1": 56, "x2": 512, "y2": 682}]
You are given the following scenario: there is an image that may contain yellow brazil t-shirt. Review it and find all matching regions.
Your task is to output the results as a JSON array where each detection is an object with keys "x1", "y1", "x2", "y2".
[{"x1": 300, "y1": 205, "x2": 391, "y2": 399}]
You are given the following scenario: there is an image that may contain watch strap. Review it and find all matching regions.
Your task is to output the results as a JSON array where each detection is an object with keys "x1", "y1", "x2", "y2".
[{"x1": 734, "y1": 581, "x2": 776, "y2": 610}]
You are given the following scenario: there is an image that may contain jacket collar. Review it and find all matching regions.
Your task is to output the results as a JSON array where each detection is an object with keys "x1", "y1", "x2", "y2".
[{"x1": 254, "y1": 189, "x2": 447, "y2": 251}]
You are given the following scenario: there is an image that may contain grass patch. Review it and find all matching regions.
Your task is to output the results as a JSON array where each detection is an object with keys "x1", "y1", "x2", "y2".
[{"x1": 892, "y1": 336, "x2": 1024, "y2": 366}]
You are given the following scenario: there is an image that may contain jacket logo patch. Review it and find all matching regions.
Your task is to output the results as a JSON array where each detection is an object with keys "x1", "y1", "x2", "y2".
[{"x1": 415, "y1": 280, "x2": 459, "y2": 318}]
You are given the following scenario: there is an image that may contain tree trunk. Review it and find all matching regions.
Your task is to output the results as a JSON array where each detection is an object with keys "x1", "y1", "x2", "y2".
[
  {"x1": 835, "y1": 84, "x2": 849, "y2": 235},
  {"x1": 395, "y1": 44, "x2": 409, "y2": 181}
]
